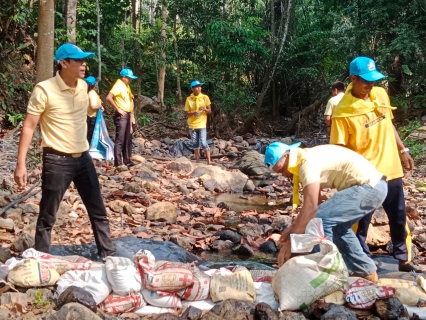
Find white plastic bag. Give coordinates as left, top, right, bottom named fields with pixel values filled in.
left=56, top=265, right=111, bottom=304
left=105, top=256, right=142, bottom=295
left=134, top=305, right=175, bottom=315
left=271, top=218, right=348, bottom=311
left=254, top=282, right=279, bottom=311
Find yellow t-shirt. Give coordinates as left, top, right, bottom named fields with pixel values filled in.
left=324, top=92, right=344, bottom=116
left=291, top=145, right=383, bottom=190
left=87, top=90, right=102, bottom=117
left=109, top=79, right=134, bottom=112
left=185, top=93, right=211, bottom=129
left=27, top=72, right=89, bottom=153
left=330, top=86, right=403, bottom=180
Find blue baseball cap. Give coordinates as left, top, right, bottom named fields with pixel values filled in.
left=264, top=142, right=301, bottom=167
left=190, top=80, right=203, bottom=88
left=349, top=57, right=385, bottom=82
left=55, top=43, right=95, bottom=61
left=120, top=68, right=138, bottom=79
left=85, top=76, right=97, bottom=86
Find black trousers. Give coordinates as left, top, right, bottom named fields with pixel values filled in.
left=36, top=150, right=116, bottom=259
left=113, top=111, right=133, bottom=166
left=87, top=115, right=96, bottom=144
left=356, top=178, right=409, bottom=261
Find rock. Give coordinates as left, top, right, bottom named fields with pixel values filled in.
left=179, top=184, right=191, bottom=195
left=233, top=244, right=254, bottom=256
left=137, top=169, right=159, bottom=181
left=11, top=233, right=35, bottom=252
left=217, top=140, right=228, bottom=150
left=203, top=178, right=217, bottom=192
left=243, top=180, right=256, bottom=192
left=0, top=218, right=14, bottom=231
left=254, top=302, right=278, bottom=320
left=187, top=181, right=200, bottom=189
left=202, top=299, right=255, bottom=320
left=0, top=247, right=12, bottom=263
left=278, top=311, right=306, bottom=320
left=320, top=304, right=357, bottom=320
left=122, top=203, right=135, bottom=216
left=372, top=207, right=388, bottom=225
left=367, top=224, right=390, bottom=246
left=4, top=208, right=22, bottom=222
left=239, top=225, right=272, bottom=237
left=241, top=215, right=258, bottom=224
left=271, top=216, right=293, bottom=232
left=46, top=302, right=102, bottom=320
left=155, top=314, right=181, bottom=320
left=212, top=240, right=234, bottom=251
left=57, top=286, right=97, bottom=313
left=232, top=151, right=270, bottom=179
left=408, top=126, right=426, bottom=141
left=107, top=200, right=128, bottom=213
left=0, top=196, right=10, bottom=207
left=232, top=136, right=244, bottom=143
left=259, top=241, right=278, bottom=253
left=151, top=139, right=162, bottom=148
left=375, top=297, right=407, bottom=320
left=122, top=182, right=143, bottom=193
left=0, top=292, right=30, bottom=306
left=170, top=235, right=196, bottom=250
left=213, top=230, right=242, bottom=245
left=247, top=137, right=257, bottom=145
left=131, top=154, right=146, bottom=163
left=166, top=157, right=193, bottom=172
left=181, top=306, right=203, bottom=320
left=191, top=164, right=249, bottom=193
left=145, top=202, right=178, bottom=223
left=17, top=203, right=39, bottom=214
left=26, top=288, right=54, bottom=300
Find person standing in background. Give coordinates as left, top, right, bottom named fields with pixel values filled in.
left=106, top=68, right=137, bottom=167
left=324, top=81, right=345, bottom=133
left=184, top=80, right=212, bottom=165
left=85, top=76, right=104, bottom=144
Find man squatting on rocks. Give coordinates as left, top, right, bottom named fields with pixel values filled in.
left=330, top=57, right=420, bottom=272
left=14, top=43, right=116, bottom=259
left=185, top=80, right=212, bottom=165
left=265, top=142, right=388, bottom=282
left=106, top=68, right=138, bottom=168
left=324, top=81, right=345, bottom=133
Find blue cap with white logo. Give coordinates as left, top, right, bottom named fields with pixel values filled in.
left=55, top=43, right=95, bottom=61
left=349, top=57, right=385, bottom=82
left=264, top=142, right=302, bottom=167
left=190, top=80, right=203, bottom=88
left=85, top=76, right=97, bottom=86
left=120, top=68, right=138, bottom=79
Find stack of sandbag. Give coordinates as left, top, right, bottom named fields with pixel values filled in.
left=272, top=218, right=349, bottom=311
left=133, top=250, right=213, bottom=315
left=345, top=278, right=396, bottom=308
left=100, top=257, right=144, bottom=313
left=7, top=258, right=60, bottom=287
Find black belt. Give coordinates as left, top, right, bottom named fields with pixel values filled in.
left=43, top=147, right=84, bottom=158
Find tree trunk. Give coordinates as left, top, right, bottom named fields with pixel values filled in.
left=36, top=0, right=55, bottom=84
left=157, top=3, right=167, bottom=111
left=173, top=15, right=183, bottom=106
left=96, top=0, right=101, bottom=82
left=66, top=0, right=77, bottom=44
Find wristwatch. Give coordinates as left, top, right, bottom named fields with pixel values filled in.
left=399, top=147, right=409, bottom=154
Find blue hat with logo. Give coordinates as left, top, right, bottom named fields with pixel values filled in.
left=190, top=80, right=203, bottom=88
left=85, top=76, right=97, bottom=86
left=349, top=57, right=385, bottom=82
left=55, top=43, right=95, bottom=61
left=120, top=68, right=138, bottom=79
left=264, top=142, right=301, bottom=167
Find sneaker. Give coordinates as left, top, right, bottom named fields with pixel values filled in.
left=399, top=261, right=426, bottom=273
left=351, top=271, right=378, bottom=283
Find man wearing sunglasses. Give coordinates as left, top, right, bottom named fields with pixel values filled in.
left=14, top=43, right=116, bottom=260
left=330, top=57, right=420, bottom=272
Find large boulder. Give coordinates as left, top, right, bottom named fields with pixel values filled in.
left=45, top=302, right=101, bottom=320
left=145, top=202, right=178, bottom=224
left=231, top=150, right=271, bottom=179
left=190, top=164, right=248, bottom=193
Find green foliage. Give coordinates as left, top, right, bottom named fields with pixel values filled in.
left=6, top=112, right=25, bottom=126
left=398, top=119, right=425, bottom=162
left=137, top=114, right=152, bottom=126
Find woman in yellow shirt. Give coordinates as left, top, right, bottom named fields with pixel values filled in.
left=85, top=76, right=104, bottom=143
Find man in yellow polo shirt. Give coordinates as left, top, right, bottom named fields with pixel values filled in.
left=265, top=142, right=387, bottom=282
left=106, top=68, right=137, bottom=167
left=330, top=56, right=421, bottom=272
left=14, top=43, right=116, bottom=260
